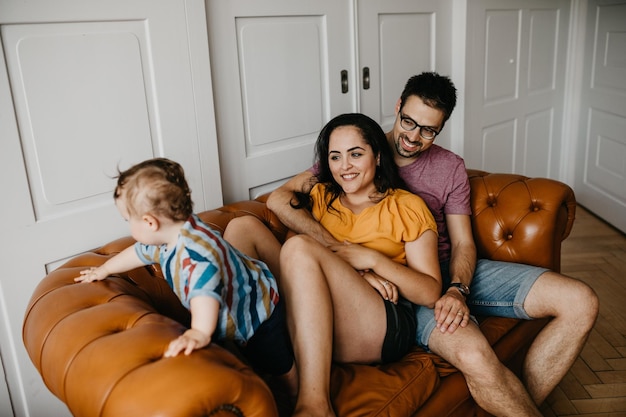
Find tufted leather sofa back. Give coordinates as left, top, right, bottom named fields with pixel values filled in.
left=467, top=169, right=575, bottom=272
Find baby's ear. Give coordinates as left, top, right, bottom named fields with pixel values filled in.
left=143, top=214, right=160, bottom=231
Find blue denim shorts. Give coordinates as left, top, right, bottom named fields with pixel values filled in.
left=415, top=259, right=548, bottom=349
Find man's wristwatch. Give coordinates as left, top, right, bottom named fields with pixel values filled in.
left=449, top=283, right=470, bottom=298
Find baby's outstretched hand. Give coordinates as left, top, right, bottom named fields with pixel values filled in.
left=75, top=267, right=108, bottom=283
left=164, top=329, right=211, bottom=358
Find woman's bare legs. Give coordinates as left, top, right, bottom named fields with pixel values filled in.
left=280, top=234, right=388, bottom=417
left=223, top=215, right=282, bottom=281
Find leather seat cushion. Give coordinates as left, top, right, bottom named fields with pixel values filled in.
left=330, top=348, right=439, bottom=416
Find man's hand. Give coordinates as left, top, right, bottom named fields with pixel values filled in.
left=164, top=328, right=212, bottom=357
left=434, top=288, right=470, bottom=333
left=75, top=266, right=109, bottom=283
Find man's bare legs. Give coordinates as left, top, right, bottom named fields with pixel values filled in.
left=280, top=234, right=388, bottom=417
left=428, top=271, right=598, bottom=416
left=429, top=323, right=543, bottom=417
left=522, top=272, right=598, bottom=404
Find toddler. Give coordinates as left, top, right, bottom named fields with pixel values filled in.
left=76, top=158, right=296, bottom=391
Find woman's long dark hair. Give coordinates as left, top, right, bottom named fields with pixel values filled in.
left=292, top=113, right=406, bottom=213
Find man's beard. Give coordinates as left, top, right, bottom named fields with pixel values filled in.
left=395, top=134, right=423, bottom=159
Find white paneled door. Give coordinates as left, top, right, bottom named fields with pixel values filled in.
left=207, top=0, right=453, bottom=203
left=206, top=0, right=356, bottom=203
left=464, top=0, right=570, bottom=178
left=356, top=0, right=452, bottom=134
left=575, top=0, right=626, bottom=233
left=0, top=1, right=221, bottom=416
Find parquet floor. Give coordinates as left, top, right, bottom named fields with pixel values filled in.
left=540, top=206, right=626, bottom=417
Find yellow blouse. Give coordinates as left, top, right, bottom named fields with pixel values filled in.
left=310, top=184, right=437, bottom=265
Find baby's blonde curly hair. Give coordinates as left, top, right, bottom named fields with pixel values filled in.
left=114, top=158, right=193, bottom=221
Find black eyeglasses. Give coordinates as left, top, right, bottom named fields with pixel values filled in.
left=398, top=113, right=440, bottom=140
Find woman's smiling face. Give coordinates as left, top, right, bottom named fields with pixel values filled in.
left=328, top=125, right=379, bottom=197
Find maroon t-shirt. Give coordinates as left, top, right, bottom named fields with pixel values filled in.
left=397, top=144, right=471, bottom=262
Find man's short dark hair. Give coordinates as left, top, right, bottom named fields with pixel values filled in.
left=400, top=72, right=457, bottom=123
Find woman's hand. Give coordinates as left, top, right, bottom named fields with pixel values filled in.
left=329, top=240, right=378, bottom=271
left=331, top=241, right=399, bottom=303
left=164, top=328, right=212, bottom=357
left=361, top=270, right=399, bottom=304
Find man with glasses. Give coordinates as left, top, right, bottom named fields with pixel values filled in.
left=267, top=72, right=598, bottom=416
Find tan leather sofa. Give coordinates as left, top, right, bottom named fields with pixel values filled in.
left=23, top=170, right=576, bottom=417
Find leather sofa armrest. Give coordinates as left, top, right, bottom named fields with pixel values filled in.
left=22, top=202, right=281, bottom=417
left=467, top=170, right=576, bottom=272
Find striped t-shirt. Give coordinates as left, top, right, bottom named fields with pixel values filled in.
left=135, top=214, right=279, bottom=345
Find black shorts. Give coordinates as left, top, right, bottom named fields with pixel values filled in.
left=381, top=298, right=417, bottom=363
left=239, top=299, right=294, bottom=376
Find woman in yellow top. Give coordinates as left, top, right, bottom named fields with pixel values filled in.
left=226, top=113, right=441, bottom=415
left=278, top=113, right=441, bottom=417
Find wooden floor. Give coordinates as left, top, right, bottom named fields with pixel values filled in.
left=540, top=206, right=626, bottom=417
